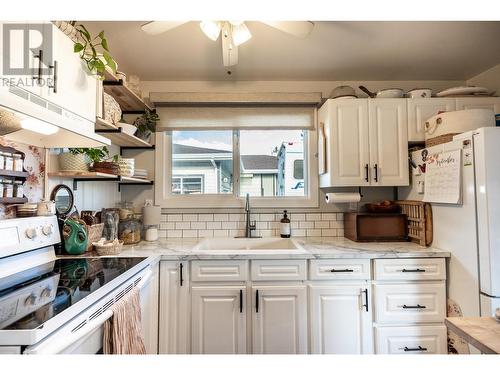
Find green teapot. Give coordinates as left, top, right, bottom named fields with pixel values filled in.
left=63, top=219, right=88, bottom=255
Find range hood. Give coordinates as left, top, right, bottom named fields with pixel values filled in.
left=0, top=86, right=110, bottom=148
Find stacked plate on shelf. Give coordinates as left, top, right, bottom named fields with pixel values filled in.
left=118, top=158, right=135, bottom=177
left=132, top=168, right=148, bottom=180
left=16, top=203, right=37, bottom=217
left=436, top=86, right=493, bottom=97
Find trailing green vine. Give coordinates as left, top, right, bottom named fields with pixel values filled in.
left=71, top=23, right=117, bottom=79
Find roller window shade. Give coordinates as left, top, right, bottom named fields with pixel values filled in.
left=155, top=105, right=317, bottom=131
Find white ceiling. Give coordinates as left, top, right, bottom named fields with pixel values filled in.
left=84, top=21, right=500, bottom=81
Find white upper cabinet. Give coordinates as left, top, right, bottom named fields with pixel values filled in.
left=455, top=97, right=500, bottom=114
left=368, top=99, right=409, bottom=186
left=407, top=98, right=456, bottom=142
left=310, top=284, right=373, bottom=354
left=319, top=99, right=370, bottom=187
left=40, top=24, right=97, bottom=122
left=191, top=286, right=247, bottom=354
left=252, top=285, right=308, bottom=354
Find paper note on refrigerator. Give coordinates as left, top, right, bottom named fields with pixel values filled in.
left=423, top=149, right=462, bottom=204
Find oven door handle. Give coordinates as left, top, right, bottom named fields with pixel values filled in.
left=27, top=268, right=153, bottom=354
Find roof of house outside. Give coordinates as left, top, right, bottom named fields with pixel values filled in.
left=173, top=143, right=230, bottom=154
left=241, top=155, right=278, bottom=172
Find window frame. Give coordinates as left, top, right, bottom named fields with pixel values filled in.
left=155, top=128, right=319, bottom=208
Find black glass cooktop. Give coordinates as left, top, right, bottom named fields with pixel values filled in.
left=0, top=257, right=146, bottom=330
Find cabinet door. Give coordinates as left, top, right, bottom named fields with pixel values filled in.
left=252, top=285, right=307, bottom=354
left=319, top=99, right=370, bottom=187
left=159, top=261, right=190, bottom=354
left=407, top=98, right=456, bottom=142
left=140, top=263, right=159, bottom=354
left=455, top=97, right=500, bottom=114
left=310, top=284, right=373, bottom=354
left=41, top=24, right=97, bottom=122
left=191, top=286, right=247, bottom=354
left=368, top=99, right=409, bottom=186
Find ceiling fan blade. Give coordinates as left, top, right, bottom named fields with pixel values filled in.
left=141, top=21, right=187, bottom=35
left=260, top=21, right=314, bottom=38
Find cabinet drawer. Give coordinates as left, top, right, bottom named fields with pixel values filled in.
left=191, top=260, right=248, bottom=282
left=309, top=259, right=371, bottom=280
left=374, top=282, right=446, bottom=324
left=251, top=260, right=307, bottom=281
left=375, top=325, right=447, bottom=354
left=374, top=258, right=446, bottom=281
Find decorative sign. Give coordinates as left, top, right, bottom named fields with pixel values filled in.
left=423, top=149, right=462, bottom=204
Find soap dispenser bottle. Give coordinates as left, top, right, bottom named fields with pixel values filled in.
left=280, top=210, right=291, bottom=238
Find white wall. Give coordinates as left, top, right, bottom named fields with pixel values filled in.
left=467, top=63, right=500, bottom=94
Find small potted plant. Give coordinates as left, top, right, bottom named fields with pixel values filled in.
left=133, top=110, right=159, bottom=143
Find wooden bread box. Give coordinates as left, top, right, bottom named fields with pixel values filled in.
left=344, top=212, right=408, bottom=242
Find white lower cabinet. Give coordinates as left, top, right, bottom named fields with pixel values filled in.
left=191, top=285, right=247, bottom=354
left=310, top=284, right=373, bottom=354
left=252, top=285, right=308, bottom=354
left=375, top=325, right=447, bottom=354
left=140, top=263, right=159, bottom=354
left=159, top=261, right=189, bottom=354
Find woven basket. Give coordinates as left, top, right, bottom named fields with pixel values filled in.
left=86, top=223, right=104, bottom=252
left=58, top=152, right=89, bottom=172
left=94, top=240, right=123, bottom=256
left=425, top=133, right=459, bottom=148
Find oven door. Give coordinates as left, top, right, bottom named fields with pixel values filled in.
left=23, top=267, right=154, bottom=354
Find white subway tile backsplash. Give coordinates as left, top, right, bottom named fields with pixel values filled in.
left=307, top=229, right=322, bottom=237
left=191, top=221, right=206, bottom=230
left=213, top=229, right=229, bottom=237
left=175, top=222, right=190, bottom=230
left=314, top=221, right=330, bottom=229
left=198, top=230, right=214, bottom=238
left=182, top=230, right=198, bottom=238
left=183, top=214, right=198, bottom=222
left=206, top=221, right=222, bottom=230
left=306, top=213, right=322, bottom=221
left=167, top=214, right=183, bottom=222
left=213, top=213, right=229, bottom=221
left=159, top=212, right=343, bottom=238
left=299, top=221, right=314, bottom=229
left=198, top=214, right=214, bottom=221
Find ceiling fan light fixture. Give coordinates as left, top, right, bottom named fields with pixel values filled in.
left=200, top=21, right=221, bottom=41
left=231, top=23, right=252, bottom=46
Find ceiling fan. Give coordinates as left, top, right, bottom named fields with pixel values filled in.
left=141, top=21, right=314, bottom=70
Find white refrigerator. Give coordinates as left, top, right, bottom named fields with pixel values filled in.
left=401, top=127, right=500, bottom=320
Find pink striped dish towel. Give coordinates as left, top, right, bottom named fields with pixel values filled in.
left=103, top=287, right=146, bottom=354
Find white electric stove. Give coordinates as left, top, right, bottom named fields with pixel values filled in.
left=0, top=216, right=156, bottom=354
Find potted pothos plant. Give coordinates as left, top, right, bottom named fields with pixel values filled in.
left=69, top=23, right=117, bottom=79
left=133, top=110, right=160, bottom=143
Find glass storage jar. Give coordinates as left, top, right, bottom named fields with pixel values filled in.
left=3, top=153, right=13, bottom=171
left=13, top=181, right=24, bottom=198
left=3, top=179, right=13, bottom=198
left=118, top=201, right=134, bottom=220
left=118, top=217, right=141, bottom=244
left=102, top=208, right=120, bottom=241
left=13, top=154, right=23, bottom=172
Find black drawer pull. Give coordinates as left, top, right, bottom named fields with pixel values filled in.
left=32, top=49, right=43, bottom=84
left=402, top=304, right=426, bottom=309
left=179, top=263, right=184, bottom=286
left=239, top=289, right=243, bottom=313
left=402, top=268, right=425, bottom=273
left=362, top=288, right=369, bottom=312
left=403, top=346, right=427, bottom=352
left=373, top=164, right=378, bottom=182
left=330, top=268, right=354, bottom=273
left=364, top=164, right=369, bottom=182
left=255, top=289, right=259, bottom=313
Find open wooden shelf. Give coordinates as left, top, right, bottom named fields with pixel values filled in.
left=95, top=117, right=119, bottom=131
left=0, top=169, right=29, bottom=179
left=0, top=197, right=28, bottom=204
left=103, top=69, right=153, bottom=114
left=95, top=127, right=153, bottom=148
left=48, top=171, right=153, bottom=191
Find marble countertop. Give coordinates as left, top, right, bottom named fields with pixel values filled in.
left=115, top=237, right=450, bottom=260
left=445, top=317, right=500, bottom=354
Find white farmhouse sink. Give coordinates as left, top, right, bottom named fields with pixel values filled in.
left=193, top=237, right=306, bottom=253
